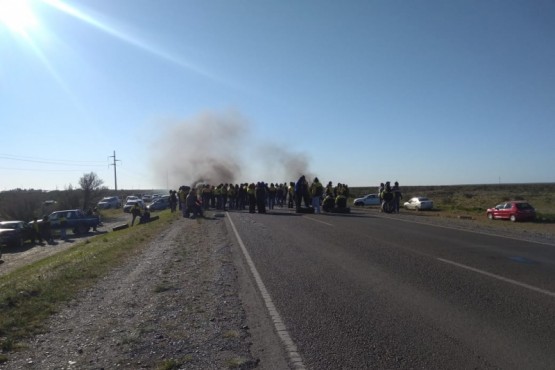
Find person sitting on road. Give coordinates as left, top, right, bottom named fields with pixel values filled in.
left=186, top=188, right=203, bottom=219
left=139, top=208, right=151, bottom=224
left=131, top=203, right=142, bottom=226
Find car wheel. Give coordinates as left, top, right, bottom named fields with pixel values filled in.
left=510, top=215, right=517, bottom=222
left=354, top=202, right=362, bottom=207
left=416, top=206, right=420, bottom=211
left=487, top=213, right=494, bottom=220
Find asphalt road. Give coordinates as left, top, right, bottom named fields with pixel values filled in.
left=227, top=208, right=555, bottom=370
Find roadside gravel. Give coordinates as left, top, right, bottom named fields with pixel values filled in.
left=0, top=214, right=266, bottom=370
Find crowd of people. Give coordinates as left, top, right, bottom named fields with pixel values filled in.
left=378, top=181, right=403, bottom=213
left=171, top=176, right=353, bottom=217
left=163, top=177, right=405, bottom=218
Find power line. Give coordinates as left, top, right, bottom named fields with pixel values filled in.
left=0, top=153, right=106, bottom=167
left=0, top=166, right=87, bottom=172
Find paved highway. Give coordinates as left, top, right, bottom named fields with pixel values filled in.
left=227, top=208, right=555, bottom=369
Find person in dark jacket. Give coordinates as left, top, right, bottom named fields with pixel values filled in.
left=131, top=203, right=142, bottom=226
left=295, top=175, right=310, bottom=210
left=31, top=217, right=42, bottom=244
left=186, top=188, right=203, bottom=219
left=393, top=181, right=403, bottom=213
left=256, top=182, right=267, bottom=214
left=42, top=215, right=53, bottom=244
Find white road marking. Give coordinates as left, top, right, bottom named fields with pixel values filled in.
left=227, top=213, right=306, bottom=369
left=437, top=257, right=555, bottom=298
left=304, top=216, right=334, bottom=226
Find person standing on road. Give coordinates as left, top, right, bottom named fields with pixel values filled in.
left=310, top=177, right=324, bottom=214
left=42, top=215, right=53, bottom=244
left=31, top=217, right=42, bottom=244
left=59, top=214, right=67, bottom=241
left=169, top=190, right=178, bottom=213
left=255, top=182, right=267, bottom=214
left=295, top=175, right=310, bottom=210
left=393, top=181, right=403, bottom=213
left=378, top=182, right=385, bottom=212
left=248, top=183, right=256, bottom=213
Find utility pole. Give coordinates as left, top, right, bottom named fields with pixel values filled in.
left=109, top=150, right=121, bottom=191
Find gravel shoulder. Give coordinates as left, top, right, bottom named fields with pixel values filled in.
left=0, top=214, right=287, bottom=369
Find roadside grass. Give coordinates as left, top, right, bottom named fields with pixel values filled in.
left=0, top=209, right=179, bottom=359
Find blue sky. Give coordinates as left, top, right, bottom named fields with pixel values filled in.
left=1, top=0, right=554, bottom=191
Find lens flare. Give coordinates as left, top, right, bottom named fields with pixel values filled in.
left=0, top=0, right=39, bottom=35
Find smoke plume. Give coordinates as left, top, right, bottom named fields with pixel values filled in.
left=149, top=110, right=312, bottom=188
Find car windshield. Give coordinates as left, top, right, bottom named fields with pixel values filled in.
left=418, top=198, right=429, bottom=201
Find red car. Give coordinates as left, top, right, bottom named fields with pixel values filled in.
left=486, top=201, right=536, bottom=222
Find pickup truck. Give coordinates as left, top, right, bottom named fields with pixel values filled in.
left=40, top=209, right=100, bottom=234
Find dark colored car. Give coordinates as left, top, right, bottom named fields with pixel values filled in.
left=147, top=196, right=170, bottom=211
left=486, top=201, right=536, bottom=222
left=0, top=221, right=34, bottom=247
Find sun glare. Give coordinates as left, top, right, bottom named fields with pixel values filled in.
left=0, top=0, right=39, bottom=35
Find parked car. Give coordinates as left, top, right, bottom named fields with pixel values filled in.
left=353, top=193, right=381, bottom=206
left=123, top=199, right=145, bottom=213
left=147, top=196, right=170, bottom=211
left=404, top=197, right=434, bottom=211
left=97, top=196, right=121, bottom=209
left=0, top=221, right=34, bottom=248
left=125, top=195, right=140, bottom=203
left=34, top=209, right=101, bottom=234
left=142, top=194, right=152, bottom=203
left=486, top=201, right=536, bottom=222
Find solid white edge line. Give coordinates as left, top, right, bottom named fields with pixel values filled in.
left=227, top=212, right=306, bottom=369
left=437, top=257, right=555, bottom=298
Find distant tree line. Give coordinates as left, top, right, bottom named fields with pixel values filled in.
left=0, top=172, right=107, bottom=221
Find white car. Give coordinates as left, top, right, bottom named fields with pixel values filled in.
left=123, top=199, right=145, bottom=213
left=97, top=196, right=121, bottom=209
left=404, top=197, right=433, bottom=211
left=125, top=195, right=140, bottom=203
left=353, top=193, right=381, bottom=206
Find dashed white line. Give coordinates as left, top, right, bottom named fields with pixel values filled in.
left=304, top=216, right=334, bottom=226
left=437, top=257, right=555, bottom=298
left=227, top=213, right=306, bottom=369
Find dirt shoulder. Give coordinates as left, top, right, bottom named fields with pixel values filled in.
left=0, top=214, right=283, bottom=369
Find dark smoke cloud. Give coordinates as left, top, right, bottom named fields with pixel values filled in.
left=149, top=110, right=247, bottom=188
left=149, top=110, right=312, bottom=188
